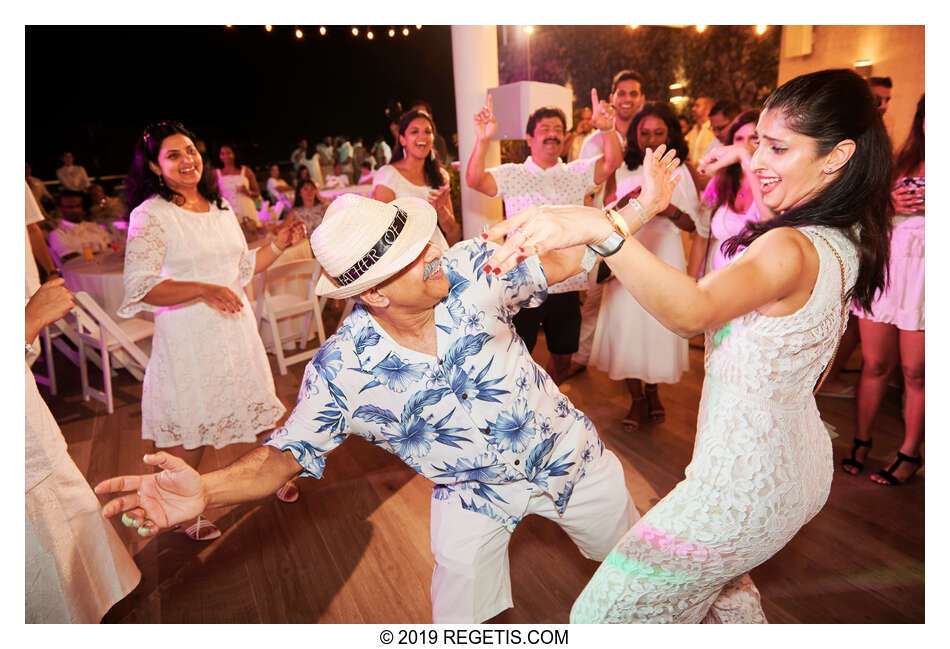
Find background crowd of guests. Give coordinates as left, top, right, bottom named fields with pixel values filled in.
left=25, top=68, right=923, bottom=623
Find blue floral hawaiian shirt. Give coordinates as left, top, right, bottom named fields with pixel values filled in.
left=265, top=239, right=606, bottom=531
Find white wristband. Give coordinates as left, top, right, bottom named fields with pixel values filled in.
left=270, top=240, right=284, bottom=255
left=629, top=198, right=649, bottom=225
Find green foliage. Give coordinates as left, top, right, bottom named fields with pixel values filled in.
left=497, top=25, right=780, bottom=111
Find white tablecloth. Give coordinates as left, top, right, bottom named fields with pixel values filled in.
left=61, top=251, right=127, bottom=319
left=318, top=183, right=373, bottom=201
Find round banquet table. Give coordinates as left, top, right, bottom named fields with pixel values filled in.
left=318, top=182, right=373, bottom=202
left=61, top=251, right=127, bottom=319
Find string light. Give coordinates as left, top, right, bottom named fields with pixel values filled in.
left=524, top=25, right=534, bottom=34
left=319, top=26, right=326, bottom=35
left=696, top=25, right=707, bottom=33
left=389, top=28, right=395, bottom=37
left=416, top=25, right=422, bottom=29
left=352, top=27, right=359, bottom=36
left=367, top=30, right=374, bottom=40
left=295, top=28, right=303, bottom=39
left=402, top=27, right=409, bottom=36
left=629, top=25, right=639, bottom=29
left=265, top=25, right=272, bottom=32
left=224, top=25, right=232, bottom=28
left=755, top=25, right=768, bottom=35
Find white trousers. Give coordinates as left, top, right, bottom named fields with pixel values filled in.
left=429, top=449, right=637, bottom=623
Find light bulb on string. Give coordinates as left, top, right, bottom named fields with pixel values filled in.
left=416, top=25, right=422, bottom=30
left=524, top=25, right=534, bottom=34
left=696, top=25, right=707, bottom=33
left=402, top=27, right=409, bottom=36
left=265, top=25, right=272, bottom=32
left=367, top=30, right=374, bottom=40
left=755, top=25, right=768, bottom=35
left=389, top=28, right=395, bottom=37
left=352, top=27, right=359, bottom=36
left=319, top=26, right=326, bottom=35
left=295, top=28, right=303, bottom=39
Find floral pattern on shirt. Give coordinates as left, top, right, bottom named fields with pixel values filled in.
left=265, top=239, right=606, bottom=530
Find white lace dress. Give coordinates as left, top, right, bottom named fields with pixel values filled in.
left=119, top=196, right=285, bottom=449
left=571, top=226, right=857, bottom=623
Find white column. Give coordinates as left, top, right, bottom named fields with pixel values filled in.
left=451, top=26, right=503, bottom=239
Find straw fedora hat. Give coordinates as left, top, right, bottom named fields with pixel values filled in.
left=312, top=194, right=438, bottom=299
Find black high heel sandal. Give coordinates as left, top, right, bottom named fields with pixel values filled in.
left=871, top=452, right=922, bottom=486
left=840, top=437, right=872, bottom=475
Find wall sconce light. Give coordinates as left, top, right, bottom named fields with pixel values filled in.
left=853, top=60, right=873, bottom=78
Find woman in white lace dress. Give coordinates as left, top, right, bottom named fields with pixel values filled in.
left=482, top=69, right=893, bottom=623
left=120, top=122, right=307, bottom=540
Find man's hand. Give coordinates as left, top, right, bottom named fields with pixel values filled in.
left=590, top=88, right=616, bottom=132
left=25, top=277, right=74, bottom=343
left=473, top=93, right=498, bottom=141
left=95, top=452, right=208, bottom=537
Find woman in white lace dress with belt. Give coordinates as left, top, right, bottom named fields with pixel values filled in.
left=120, top=122, right=307, bottom=540
left=482, top=69, right=893, bottom=623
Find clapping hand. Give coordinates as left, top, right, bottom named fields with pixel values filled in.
left=474, top=93, right=498, bottom=141
left=892, top=181, right=924, bottom=214
left=26, top=278, right=74, bottom=333
left=275, top=218, right=307, bottom=249
left=95, top=452, right=207, bottom=537
left=590, top=88, right=616, bottom=131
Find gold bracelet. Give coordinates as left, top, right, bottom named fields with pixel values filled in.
left=603, top=208, right=631, bottom=238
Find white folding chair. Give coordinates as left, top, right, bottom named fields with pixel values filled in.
left=255, top=259, right=327, bottom=375
left=30, top=326, right=58, bottom=395
left=73, top=291, right=154, bottom=414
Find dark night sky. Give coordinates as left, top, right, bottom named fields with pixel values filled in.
left=25, top=25, right=458, bottom=180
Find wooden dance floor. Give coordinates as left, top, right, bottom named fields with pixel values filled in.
left=41, top=312, right=924, bottom=624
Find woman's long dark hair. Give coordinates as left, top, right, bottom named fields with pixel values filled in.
left=723, top=69, right=893, bottom=312
left=893, top=94, right=924, bottom=179
left=622, top=102, right=689, bottom=170
left=293, top=178, right=320, bottom=208
left=125, top=121, right=224, bottom=211
left=711, top=110, right=760, bottom=212
left=392, top=110, right=444, bottom=189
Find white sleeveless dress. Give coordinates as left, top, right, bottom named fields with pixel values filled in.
left=571, top=226, right=858, bottom=623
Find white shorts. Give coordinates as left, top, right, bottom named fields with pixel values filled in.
left=429, top=449, right=637, bottom=623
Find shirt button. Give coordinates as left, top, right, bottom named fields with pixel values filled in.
left=438, top=359, right=443, bottom=365
left=484, top=427, right=490, bottom=434
left=461, top=393, right=468, bottom=400
left=514, top=459, right=520, bottom=466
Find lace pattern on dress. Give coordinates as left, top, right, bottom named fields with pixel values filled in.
left=118, top=203, right=169, bottom=318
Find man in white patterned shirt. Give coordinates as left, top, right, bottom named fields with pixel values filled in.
left=466, top=90, right=622, bottom=383
left=94, top=193, right=663, bottom=623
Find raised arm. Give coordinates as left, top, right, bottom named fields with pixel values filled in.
left=484, top=146, right=818, bottom=338
left=465, top=93, right=499, bottom=196
left=590, top=88, right=623, bottom=185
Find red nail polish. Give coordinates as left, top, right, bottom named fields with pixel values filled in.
left=519, top=247, right=525, bottom=253
left=481, top=232, right=488, bottom=239
left=482, top=264, right=490, bottom=273
left=493, top=267, right=501, bottom=275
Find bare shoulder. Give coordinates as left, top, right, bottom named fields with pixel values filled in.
left=744, top=227, right=820, bottom=290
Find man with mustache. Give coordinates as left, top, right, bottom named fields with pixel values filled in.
left=94, top=183, right=689, bottom=621
left=466, top=90, right=622, bottom=384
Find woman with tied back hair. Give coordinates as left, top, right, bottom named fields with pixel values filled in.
left=701, top=109, right=772, bottom=273
left=120, top=122, right=307, bottom=541
left=481, top=68, right=892, bottom=622
left=372, top=109, right=460, bottom=248
left=590, top=101, right=708, bottom=430
left=844, top=94, right=925, bottom=486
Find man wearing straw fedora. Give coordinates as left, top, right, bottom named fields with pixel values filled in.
left=94, top=163, right=676, bottom=621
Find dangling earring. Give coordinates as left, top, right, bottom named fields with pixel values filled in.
left=430, top=149, right=436, bottom=161
left=158, top=175, right=165, bottom=187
